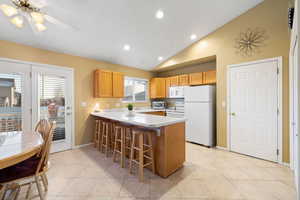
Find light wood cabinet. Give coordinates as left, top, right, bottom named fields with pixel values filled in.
left=165, top=77, right=171, bottom=97
left=112, top=72, right=124, bottom=98
left=179, top=74, right=189, bottom=86
left=189, top=72, right=203, bottom=85
left=170, top=76, right=179, bottom=86
left=203, top=70, right=216, bottom=84
left=150, top=78, right=166, bottom=99
left=142, top=111, right=166, bottom=116
left=94, top=70, right=124, bottom=98
left=94, top=70, right=113, bottom=98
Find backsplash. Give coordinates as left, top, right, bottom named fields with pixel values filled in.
left=88, top=98, right=151, bottom=111
left=151, top=98, right=184, bottom=109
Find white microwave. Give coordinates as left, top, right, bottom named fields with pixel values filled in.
left=169, top=86, right=185, bottom=98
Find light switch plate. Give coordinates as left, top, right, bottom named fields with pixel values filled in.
left=81, top=102, right=87, bottom=107
left=222, top=101, right=226, bottom=108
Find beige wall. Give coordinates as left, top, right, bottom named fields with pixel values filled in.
left=0, top=40, right=154, bottom=146
left=155, top=0, right=291, bottom=162
left=156, top=61, right=216, bottom=77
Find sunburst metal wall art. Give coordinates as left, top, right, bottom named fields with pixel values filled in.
left=234, top=28, right=268, bottom=57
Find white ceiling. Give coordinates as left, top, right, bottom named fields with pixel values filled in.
left=0, top=0, right=263, bottom=70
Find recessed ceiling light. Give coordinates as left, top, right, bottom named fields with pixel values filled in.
left=190, top=34, right=197, bottom=40
left=156, top=10, right=164, bottom=19
left=158, top=56, right=163, bottom=61
left=123, top=44, right=131, bottom=51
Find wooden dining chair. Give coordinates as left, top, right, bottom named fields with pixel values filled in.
left=0, top=121, right=56, bottom=200
left=35, top=119, right=51, bottom=140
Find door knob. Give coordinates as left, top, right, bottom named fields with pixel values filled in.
left=231, top=112, right=236, bottom=116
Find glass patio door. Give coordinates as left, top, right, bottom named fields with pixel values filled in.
left=32, top=66, right=73, bottom=153
left=0, top=61, right=31, bottom=133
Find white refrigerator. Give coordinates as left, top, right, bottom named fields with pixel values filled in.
left=184, top=85, right=216, bottom=147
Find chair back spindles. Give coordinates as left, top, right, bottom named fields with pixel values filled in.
left=35, top=119, right=51, bottom=140
left=36, top=121, right=56, bottom=175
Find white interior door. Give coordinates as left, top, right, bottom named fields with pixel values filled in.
left=292, top=37, right=299, bottom=192
left=229, top=59, right=279, bottom=162
left=0, top=61, right=31, bottom=133
left=32, top=65, right=74, bottom=153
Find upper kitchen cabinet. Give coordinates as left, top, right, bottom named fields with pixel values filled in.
left=94, top=70, right=113, bottom=98
left=203, top=70, right=216, bottom=84
left=179, top=74, right=189, bottom=86
left=189, top=72, right=203, bottom=85
left=112, top=72, right=124, bottom=98
left=170, top=76, right=179, bottom=86
left=94, top=70, right=124, bottom=98
left=150, top=78, right=166, bottom=99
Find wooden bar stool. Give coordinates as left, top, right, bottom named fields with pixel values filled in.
left=124, top=126, right=133, bottom=158
left=129, top=129, right=155, bottom=182
left=100, top=121, right=112, bottom=157
left=94, top=119, right=102, bottom=149
left=112, top=125, right=126, bottom=168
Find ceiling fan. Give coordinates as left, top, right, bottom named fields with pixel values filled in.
left=0, top=0, right=71, bottom=32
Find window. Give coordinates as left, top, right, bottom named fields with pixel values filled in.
left=123, top=77, right=148, bottom=102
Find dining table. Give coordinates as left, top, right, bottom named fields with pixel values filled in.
left=0, top=131, right=43, bottom=170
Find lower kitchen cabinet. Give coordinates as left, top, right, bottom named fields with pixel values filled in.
left=142, top=111, right=166, bottom=116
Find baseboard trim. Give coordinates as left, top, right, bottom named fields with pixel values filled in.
left=216, top=146, right=229, bottom=151
left=282, top=162, right=291, bottom=168
left=73, top=143, right=93, bottom=149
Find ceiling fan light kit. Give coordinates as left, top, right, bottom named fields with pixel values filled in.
left=10, top=15, right=23, bottom=28
left=0, top=0, right=69, bottom=33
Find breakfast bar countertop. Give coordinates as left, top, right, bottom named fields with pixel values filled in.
left=91, top=111, right=186, bottom=128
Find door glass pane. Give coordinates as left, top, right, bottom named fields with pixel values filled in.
left=39, top=75, right=66, bottom=141
left=0, top=73, right=22, bottom=132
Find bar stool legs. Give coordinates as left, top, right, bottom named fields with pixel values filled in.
left=138, top=133, right=144, bottom=181
left=94, top=120, right=100, bottom=148
left=112, top=126, right=125, bottom=168
left=100, top=121, right=111, bottom=157
left=129, top=130, right=155, bottom=182
left=124, top=127, right=133, bottom=158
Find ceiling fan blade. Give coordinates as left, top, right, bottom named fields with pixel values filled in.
left=28, top=0, right=48, bottom=8
left=21, top=12, right=40, bottom=34
left=44, top=14, right=77, bottom=30
left=0, top=4, right=18, bottom=17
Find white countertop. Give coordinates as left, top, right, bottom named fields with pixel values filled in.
left=91, top=111, right=186, bottom=128
left=134, top=108, right=166, bottom=113
left=101, top=108, right=165, bottom=113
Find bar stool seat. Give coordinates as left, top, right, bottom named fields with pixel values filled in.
left=129, top=128, right=155, bottom=182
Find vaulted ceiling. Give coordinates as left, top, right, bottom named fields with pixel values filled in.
left=0, top=0, right=263, bottom=70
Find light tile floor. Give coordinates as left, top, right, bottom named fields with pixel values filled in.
left=17, top=143, right=296, bottom=200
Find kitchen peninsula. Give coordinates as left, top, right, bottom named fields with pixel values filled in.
left=91, top=111, right=186, bottom=178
